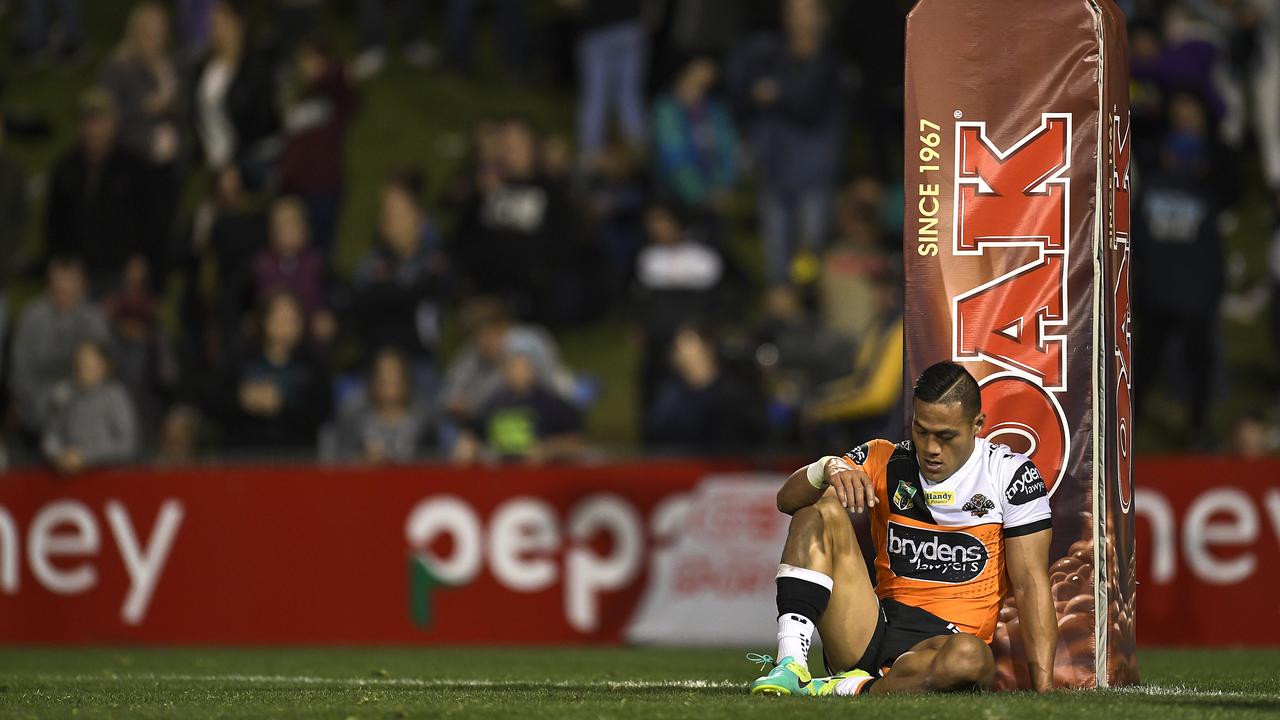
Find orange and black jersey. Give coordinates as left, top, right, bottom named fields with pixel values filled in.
left=844, top=438, right=1052, bottom=642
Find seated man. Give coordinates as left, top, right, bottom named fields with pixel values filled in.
left=751, top=361, right=1055, bottom=696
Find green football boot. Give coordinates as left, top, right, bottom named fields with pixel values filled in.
left=748, top=654, right=813, bottom=696
left=806, top=668, right=873, bottom=697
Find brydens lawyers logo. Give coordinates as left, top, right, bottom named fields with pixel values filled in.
left=887, top=522, right=988, bottom=583
left=1006, top=461, right=1047, bottom=506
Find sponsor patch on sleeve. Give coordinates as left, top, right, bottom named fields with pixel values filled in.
left=846, top=443, right=870, bottom=466
left=1005, top=461, right=1048, bottom=505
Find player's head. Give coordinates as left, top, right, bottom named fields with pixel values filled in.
left=911, top=362, right=984, bottom=482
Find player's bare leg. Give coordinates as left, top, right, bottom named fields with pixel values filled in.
left=867, top=633, right=995, bottom=694
left=751, top=494, right=883, bottom=696
left=779, top=494, right=881, bottom=671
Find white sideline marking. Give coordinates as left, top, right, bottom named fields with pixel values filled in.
left=1111, top=684, right=1251, bottom=698
left=22, top=674, right=747, bottom=690
left=15, top=676, right=1265, bottom=698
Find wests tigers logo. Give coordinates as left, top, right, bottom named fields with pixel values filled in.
left=962, top=494, right=996, bottom=518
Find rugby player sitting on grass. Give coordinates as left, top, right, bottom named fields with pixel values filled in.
left=750, top=361, right=1056, bottom=696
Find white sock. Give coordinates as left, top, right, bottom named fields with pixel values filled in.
left=776, top=613, right=817, bottom=666
left=773, top=564, right=833, bottom=666
left=834, top=674, right=875, bottom=696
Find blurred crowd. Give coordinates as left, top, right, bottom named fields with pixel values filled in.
left=0, top=0, right=1277, bottom=472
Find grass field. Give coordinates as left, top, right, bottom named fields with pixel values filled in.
left=0, top=647, right=1277, bottom=719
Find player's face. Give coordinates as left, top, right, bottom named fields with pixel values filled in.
left=911, top=399, right=984, bottom=482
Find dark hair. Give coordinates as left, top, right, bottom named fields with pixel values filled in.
left=255, top=287, right=304, bottom=342
left=47, top=253, right=85, bottom=273
left=215, top=0, right=246, bottom=19
left=75, top=338, right=116, bottom=379
left=459, top=296, right=512, bottom=334
left=384, top=168, right=427, bottom=206
left=646, top=197, right=689, bottom=227
left=913, top=361, right=981, bottom=419
left=369, top=346, right=410, bottom=381
left=670, top=49, right=718, bottom=85
left=295, top=33, right=334, bottom=60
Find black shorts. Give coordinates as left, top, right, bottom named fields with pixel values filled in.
left=830, top=598, right=962, bottom=677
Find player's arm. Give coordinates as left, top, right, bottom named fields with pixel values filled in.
left=776, top=456, right=876, bottom=515
left=1005, top=528, right=1057, bottom=693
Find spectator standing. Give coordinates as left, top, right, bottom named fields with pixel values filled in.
left=0, top=111, right=26, bottom=380
left=650, top=54, right=739, bottom=215
left=1271, top=218, right=1280, bottom=369
left=45, top=88, right=153, bottom=294
left=351, top=171, right=448, bottom=397
left=175, top=0, right=214, bottom=59
left=1243, top=0, right=1280, bottom=201
left=351, top=0, right=435, bottom=80
left=730, top=0, right=845, bottom=286
left=566, top=0, right=647, bottom=162
left=0, top=110, right=24, bottom=254
left=41, top=340, right=138, bottom=474
left=335, top=348, right=431, bottom=463
left=215, top=290, right=330, bottom=452
left=102, top=1, right=182, bottom=167
left=444, top=0, right=525, bottom=81
left=190, top=0, right=279, bottom=187
left=454, top=118, right=576, bottom=325
left=630, top=202, right=738, bottom=415
left=631, top=202, right=755, bottom=426
left=252, top=196, right=335, bottom=345
left=8, top=257, right=111, bottom=435
left=101, top=0, right=184, bottom=282
left=819, top=180, right=893, bottom=342
left=646, top=324, right=763, bottom=451
left=280, top=36, right=358, bottom=256
left=661, top=0, right=748, bottom=63
left=155, top=404, right=204, bottom=465
left=179, top=166, right=268, bottom=371
left=804, top=276, right=903, bottom=453
left=752, top=285, right=852, bottom=447
left=584, top=139, right=649, bottom=296
left=269, top=0, right=323, bottom=62
left=14, top=0, right=84, bottom=61
left=1130, top=6, right=1237, bottom=145
left=101, top=255, right=178, bottom=447
left=1133, top=91, right=1235, bottom=446
left=834, top=0, right=907, bottom=180
left=440, top=117, right=505, bottom=215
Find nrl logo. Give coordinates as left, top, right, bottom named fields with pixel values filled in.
left=962, top=494, right=996, bottom=518
left=893, top=481, right=919, bottom=511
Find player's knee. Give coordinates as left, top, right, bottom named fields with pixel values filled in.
left=932, top=634, right=994, bottom=691
left=789, top=503, right=827, bottom=543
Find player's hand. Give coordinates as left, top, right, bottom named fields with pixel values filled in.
left=825, top=458, right=876, bottom=513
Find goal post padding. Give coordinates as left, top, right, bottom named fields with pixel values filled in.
left=902, top=0, right=1136, bottom=689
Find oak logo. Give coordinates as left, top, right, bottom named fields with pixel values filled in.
left=952, top=113, right=1075, bottom=497
left=887, top=522, right=988, bottom=583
